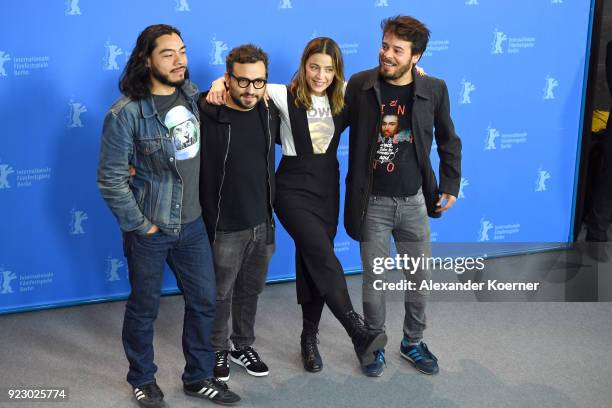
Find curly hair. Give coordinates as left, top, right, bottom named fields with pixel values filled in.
left=225, top=44, right=269, bottom=77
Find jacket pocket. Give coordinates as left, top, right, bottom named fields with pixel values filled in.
left=135, top=138, right=166, bottom=173
left=135, top=138, right=162, bottom=155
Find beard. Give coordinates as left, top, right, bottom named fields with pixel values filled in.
left=150, top=65, right=189, bottom=88
left=229, top=88, right=261, bottom=110
left=378, top=56, right=412, bottom=81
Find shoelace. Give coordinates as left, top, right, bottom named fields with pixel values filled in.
left=138, top=383, right=163, bottom=399
left=303, top=336, right=320, bottom=357
left=406, top=342, right=437, bottom=363
left=241, top=347, right=261, bottom=363
left=210, top=378, right=229, bottom=391
left=348, top=311, right=366, bottom=329
left=420, top=343, right=438, bottom=362
left=215, top=351, right=228, bottom=366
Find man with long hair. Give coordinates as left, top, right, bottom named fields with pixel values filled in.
left=97, top=24, right=240, bottom=407
left=344, top=16, right=462, bottom=377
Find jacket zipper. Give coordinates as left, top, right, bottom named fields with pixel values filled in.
left=213, top=123, right=231, bottom=243
left=265, top=109, right=275, bottom=229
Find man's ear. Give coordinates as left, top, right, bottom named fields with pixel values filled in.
left=223, top=72, right=230, bottom=87
left=412, top=53, right=422, bottom=65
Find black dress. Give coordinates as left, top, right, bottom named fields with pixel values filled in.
left=274, top=89, right=349, bottom=304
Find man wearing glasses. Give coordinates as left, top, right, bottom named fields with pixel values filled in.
left=198, top=44, right=280, bottom=382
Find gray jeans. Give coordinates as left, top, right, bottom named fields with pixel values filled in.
left=360, top=191, right=432, bottom=343
left=211, top=222, right=274, bottom=351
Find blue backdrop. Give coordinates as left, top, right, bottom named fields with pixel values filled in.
left=0, top=0, right=594, bottom=313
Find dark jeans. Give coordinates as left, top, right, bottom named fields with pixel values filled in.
left=122, top=217, right=216, bottom=387
left=211, top=222, right=274, bottom=351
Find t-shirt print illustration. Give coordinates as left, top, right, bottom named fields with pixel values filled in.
left=374, top=112, right=414, bottom=173
left=164, top=105, right=199, bottom=161
left=374, top=100, right=414, bottom=173
left=371, top=81, right=421, bottom=197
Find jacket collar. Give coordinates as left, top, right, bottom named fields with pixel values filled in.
left=361, top=66, right=430, bottom=100
left=140, top=79, right=199, bottom=118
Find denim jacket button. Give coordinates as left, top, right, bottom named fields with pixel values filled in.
left=169, top=157, right=174, bottom=162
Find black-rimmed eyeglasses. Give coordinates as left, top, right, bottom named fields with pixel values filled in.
left=229, top=73, right=267, bottom=89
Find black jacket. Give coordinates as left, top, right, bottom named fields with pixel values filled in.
left=198, top=94, right=280, bottom=243
left=343, top=67, right=462, bottom=241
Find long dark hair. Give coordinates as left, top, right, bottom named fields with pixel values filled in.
left=119, top=24, right=186, bottom=100
left=290, top=37, right=345, bottom=116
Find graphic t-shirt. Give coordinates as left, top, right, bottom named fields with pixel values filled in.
left=307, top=94, right=335, bottom=154
left=153, top=89, right=201, bottom=224
left=371, top=80, right=422, bottom=197
left=217, top=106, right=268, bottom=231
left=266, top=84, right=336, bottom=156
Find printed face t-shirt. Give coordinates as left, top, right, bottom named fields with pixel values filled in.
left=371, top=80, right=422, bottom=197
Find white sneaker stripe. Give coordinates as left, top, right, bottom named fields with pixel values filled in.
left=205, top=389, right=214, bottom=396
left=209, top=390, right=219, bottom=399
left=197, top=387, right=208, bottom=394
left=136, top=394, right=145, bottom=400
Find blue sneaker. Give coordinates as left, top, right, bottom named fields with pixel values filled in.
left=362, top=350, right=386, bottom=377
left=400, top=341, right=439, bottom=375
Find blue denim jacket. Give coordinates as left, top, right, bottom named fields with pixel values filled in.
left=97, top=80, right=200, bottom=236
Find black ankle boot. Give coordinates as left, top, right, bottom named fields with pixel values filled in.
left=301, top=320, right=323, bottom=372
left=345, top=310, right=388, bottom=366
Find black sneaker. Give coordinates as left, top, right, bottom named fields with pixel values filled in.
left=184, top=377, right=241, bottom=405
left=133, top=381, right=164, bottom=408
left=214, top=350, right=230, bottom=381
left=400, top=340, right=439, bottom=375
left=230, top=346, right=269, bottom=377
